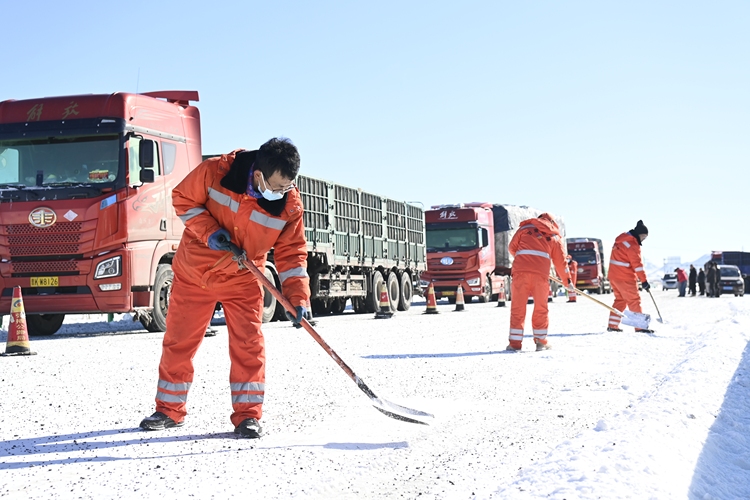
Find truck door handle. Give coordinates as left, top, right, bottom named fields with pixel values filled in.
left=160, top=218, right=167, bottom=231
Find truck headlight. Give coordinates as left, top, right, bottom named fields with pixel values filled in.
left=467, top=277, right=481, bottom=286
left=95, top=256, right=122, bottom=279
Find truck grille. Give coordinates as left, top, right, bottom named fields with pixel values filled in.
left=6, top=223, right=83, bottom=256
left=12, top=261, right=79, bottom=274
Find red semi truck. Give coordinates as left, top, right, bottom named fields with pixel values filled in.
left=0, top=90, right=202, bottom=335
left=0, top=90, right=427, bottom=335
left=566, top=238, right=611, bottom=294
left=420, top=203, right=564, bottom=303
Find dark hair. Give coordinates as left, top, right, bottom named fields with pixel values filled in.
left=255, top=137, right=300, bottom=180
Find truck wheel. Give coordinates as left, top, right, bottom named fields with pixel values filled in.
left=366, top=271, right=384, bottom=313
left=386, top=273, right=399, bottom=312
left=311, top=298, right=332, bottom=316
left=398, top=273, right=413, bottom=311
left=331, top=298, right=347, bottom=314
left=352, top=297, right=367, bottom=314
left=140, top=264, right=172, bottom=332
left=261, top=266, right=280, bottom=323
left=477, top=281, right=492, bottom=303
left=27, top=313, right=65, bottom=336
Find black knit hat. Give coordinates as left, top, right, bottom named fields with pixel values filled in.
left=631, top=220, right=648, bottom=236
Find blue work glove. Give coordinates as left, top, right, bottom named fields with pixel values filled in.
left=641, top=281, right=650, bottom=291
left=285, top=305, right=312, bottom=328
left=207, top=228, right=231, bottom=251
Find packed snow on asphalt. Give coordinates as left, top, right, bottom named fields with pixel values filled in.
left=1, top=289, right=749, bottom=499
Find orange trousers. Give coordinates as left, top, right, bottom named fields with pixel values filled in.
left=508, top=273, right=550, bottom=348
left=154, top=271, right=266, bottom=427
left=608, top=278, right=643, bottom=330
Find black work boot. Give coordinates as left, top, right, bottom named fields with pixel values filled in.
left=607, top=327, right=623, bottom=332
left=140, top=411, right=184, bottom=431
left=234, top=418, right=263, bottom=438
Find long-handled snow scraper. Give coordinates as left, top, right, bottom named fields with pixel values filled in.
left=549, top=276, right=651, bottom=329
left=646, top=289, right=664, bottom=323
left=223, top=239, right=433, bottom=425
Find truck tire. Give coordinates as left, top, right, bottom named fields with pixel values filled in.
left=398, top=273, right=413, bottom=311
left=262, top=266, right=280, bottom=323
left=352, top=297, right=367, bottom=314
left=477, top=280, right=492, bottom=303
left=330, top=298, right=347, bottom=314
left=386, top=272, right=399, bottom=312
left=27, top=313, right=65, bottom=336
left=366, top=271, right=384, bottom=313
left=140, top=264, right=172, bottom=332
left=311, top=298, right=332, bottom=316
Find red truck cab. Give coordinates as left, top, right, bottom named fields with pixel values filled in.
left=0, top=91, right=202, bottom=334
left=420, top=203, right=503, bottom=303
left=566, top=238, right=610, bottom=294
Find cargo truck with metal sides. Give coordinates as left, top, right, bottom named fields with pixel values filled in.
left=0, top=90, right=426, bottom=336
left=566, top=238, right=611, bottom=294
left=419, top=203, right=564, bottom=303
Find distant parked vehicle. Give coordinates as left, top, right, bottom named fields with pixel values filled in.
left=661, top=273, right=678, bottom=290
left=717, top=265, right=745, bottom=297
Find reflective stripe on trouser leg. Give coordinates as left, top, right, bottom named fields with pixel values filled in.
left=509, top=274, right=534, bottom=348
left=533, top=329, right=548, bottom=343
left=156, top=273, right=217, bottom=423
left=220, top=279, right=267, bottom=427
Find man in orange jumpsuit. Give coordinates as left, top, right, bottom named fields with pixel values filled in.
left=606, top=220, right=652, bottom=333
left=566, top=255, right=578, bottom=303
left=140, top=138, right=310, bottom=438
left=507, top=213, right=571, bottom=352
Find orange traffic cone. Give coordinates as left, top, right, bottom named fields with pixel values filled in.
left=423, top=283, right=439, bottom=314
left=454, top=285, right=465, bottom=312
left=2, top=287, right=36, bottom=356
left=374, top=281, right=394, bottom=319
left=497, top=279, right=507, bottom=307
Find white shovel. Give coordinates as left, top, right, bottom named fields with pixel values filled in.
left=549, top=276, right=651, bottom=330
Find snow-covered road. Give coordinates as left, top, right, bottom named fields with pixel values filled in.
left=2, top=290, right=749, bottom=499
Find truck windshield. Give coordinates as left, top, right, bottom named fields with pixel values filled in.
left=571, top=251, right=597, bottom=265
left=0, top=135, right=120, bottom=187
left=426, top=227, right=478, bottom=251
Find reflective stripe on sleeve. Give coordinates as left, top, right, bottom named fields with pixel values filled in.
left=178, top=207, right=207, bottom=223
left=623, top=241, right=631, bottom=248
left=208, top=187, right=240, bottom=213
left=279, top=267, right=309, bottom=283
left=634, top=267, right=644, bottom=272
left=518, top=225, right=535, bottom=231
left=250, top=211, right=287, bottom=230
left=610, top=259, right=630, bottom=267
left=516, top=249, right=551, bottom=259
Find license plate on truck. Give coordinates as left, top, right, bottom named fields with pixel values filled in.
left=442, top=290, right=454, bottom=296
left=31, top=277, right=58, bottom=287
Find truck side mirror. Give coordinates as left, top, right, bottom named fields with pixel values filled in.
left=139, top=168, right=155, bottom=183
left=481, top=228, right=489, bottom=247
left=139, top=139, right=155, bottom=169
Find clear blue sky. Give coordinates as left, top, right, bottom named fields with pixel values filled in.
left=5, top=1, right=748, bottom=266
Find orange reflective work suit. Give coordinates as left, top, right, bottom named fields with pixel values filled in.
left=153, top=150, right=310, bottom=427
left=508, top=215, right=570, bottom=349
left=607, top=231, right=647, bottom=330
left=567, top=258, right=578, bottom=302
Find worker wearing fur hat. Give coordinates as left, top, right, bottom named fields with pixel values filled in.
left=606, top=220, right=653, bottom=333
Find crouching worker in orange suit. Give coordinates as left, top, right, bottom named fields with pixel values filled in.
left=606, top=220, right=653, bottom=334
left=566, top=255, right=578, bottom=303
left=507, top=213, right=571, bottom=352
left=140, top=138, right=311, bottom=438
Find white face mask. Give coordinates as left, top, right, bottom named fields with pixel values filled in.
left=259, top=172, right=285, bottom=201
